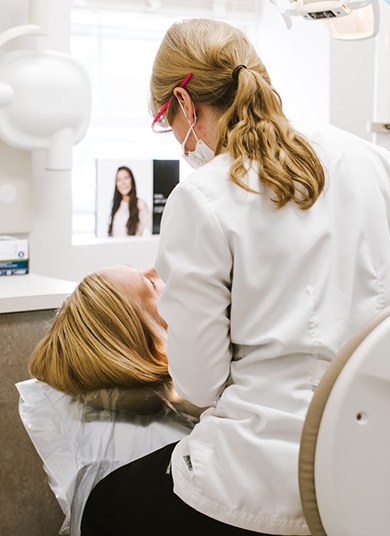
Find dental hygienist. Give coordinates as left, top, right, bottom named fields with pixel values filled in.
left=81, top=18, right=390, bottom=536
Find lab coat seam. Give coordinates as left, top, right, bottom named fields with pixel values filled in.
left=375, top=270, right=385, bottom=313
left=306, top=285, right=322, bottom=352
left=306, top=285, right=325, bottom=391
left=184, top=180, right=232, bottom=262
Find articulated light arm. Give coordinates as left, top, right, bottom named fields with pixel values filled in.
left=268, top=0, right=380, bottom=39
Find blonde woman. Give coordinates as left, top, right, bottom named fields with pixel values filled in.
left=29, top=265, right=203, bottom=421
left=81, top=18, right=390, bottom=536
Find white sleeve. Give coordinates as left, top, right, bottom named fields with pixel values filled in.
left=155, top=181, right=232, bottom=408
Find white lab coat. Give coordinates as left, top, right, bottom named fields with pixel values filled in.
left=155, top=123, right=390, bottom=535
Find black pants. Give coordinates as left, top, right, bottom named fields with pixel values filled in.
left=80, top=442, right=271, bottom=536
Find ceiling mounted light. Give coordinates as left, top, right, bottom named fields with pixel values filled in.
left=268, top=0, right=380, bottom=40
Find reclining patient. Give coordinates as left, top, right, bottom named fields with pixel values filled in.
left=28, top=264, right=205, bottom=422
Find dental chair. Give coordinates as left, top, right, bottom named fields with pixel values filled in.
left=298, top=307, right=390, bottom=536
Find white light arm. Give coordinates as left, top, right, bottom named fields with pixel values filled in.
left=268, top=0, right=379, bottom=40
left=0, top=0, right=49, bottom=49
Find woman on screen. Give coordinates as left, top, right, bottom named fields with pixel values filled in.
left=108, top=166, right=151, bottom=237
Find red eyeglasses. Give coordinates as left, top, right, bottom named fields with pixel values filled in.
left=151, top=73, right=193, bottom=133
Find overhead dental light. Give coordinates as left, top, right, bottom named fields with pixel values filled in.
left=268, top=0, right=380, bottom=40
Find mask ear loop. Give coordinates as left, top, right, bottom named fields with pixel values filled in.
left=178, top=99, right=199, bottom=147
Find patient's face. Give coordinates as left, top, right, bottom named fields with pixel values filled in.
left=101, top=265, right=166, bottom=328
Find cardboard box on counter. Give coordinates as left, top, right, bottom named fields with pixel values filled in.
left=0, top=236, right=29, bottom=276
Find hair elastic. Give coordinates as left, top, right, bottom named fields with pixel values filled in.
left=232, top=64, right=247, bottom=83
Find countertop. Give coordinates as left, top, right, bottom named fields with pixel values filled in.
left=0, top=273, right=77, bottom=314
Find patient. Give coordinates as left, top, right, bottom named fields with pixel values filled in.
left=29, top=265, right=204, bottom=422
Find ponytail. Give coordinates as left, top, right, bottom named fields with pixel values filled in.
left=216, top=67, right=325, bottom=210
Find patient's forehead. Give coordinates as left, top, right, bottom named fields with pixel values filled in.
left=100, top=265, right=143, bottom=294
left=98, top=265, right=157, bottom=311
left=101, top=264, right=135, bottom=277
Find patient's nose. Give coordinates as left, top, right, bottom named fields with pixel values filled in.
left=143, top=267, right=158, bottom=279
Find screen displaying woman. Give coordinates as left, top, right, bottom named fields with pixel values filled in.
left=108, top=166, right=151, bottom=237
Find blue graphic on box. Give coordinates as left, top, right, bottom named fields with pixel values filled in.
left=0, top=260, right=29, bottom=276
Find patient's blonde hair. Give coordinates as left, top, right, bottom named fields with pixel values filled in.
left=29, top=272, right=170, bottom=398
left=150, top=18, right=325, bottom=209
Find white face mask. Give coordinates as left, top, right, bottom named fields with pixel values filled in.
left=178, top=101, right=214, bottom=169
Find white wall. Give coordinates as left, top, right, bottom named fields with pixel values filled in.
left=256, top=1, right=330, bottom=124
left=330, top=38, right=375, bottom=141
left=0, top=142, right=31, bottom=235
left=372, top=1, right=390, bottom=150
left=329, top=2, right=390, bottom=148
left=0, top=0, right=32, bottom=235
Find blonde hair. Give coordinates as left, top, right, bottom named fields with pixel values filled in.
left=29, top=272, right=170, bottom=398
left=150, top=18, right=325, bottom=210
